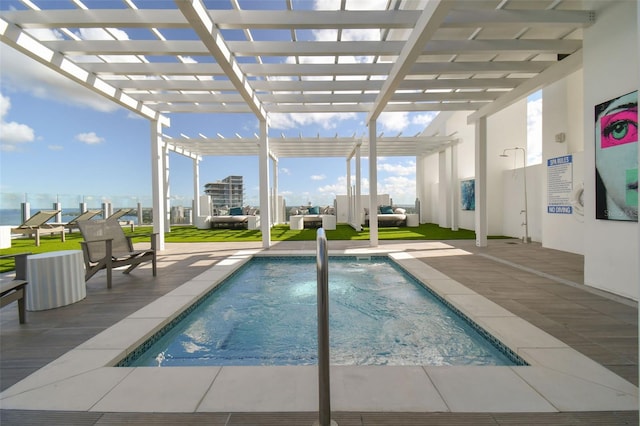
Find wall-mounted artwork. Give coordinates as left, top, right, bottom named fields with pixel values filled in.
left=460, top=179, right=475, bottom=211
left=595, top=90, right=638, bottom=221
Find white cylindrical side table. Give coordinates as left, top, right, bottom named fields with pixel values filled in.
left=26, top=250, right=86, bottom=311
left=247, top=215, right=260, bottom=230
left=289, top=215, right=304, bottom=230
left=406, top=214, right=419, bottom=227
left=321, top=215, right=336, bottom=230
left=0, top=226, right=11, bottom=248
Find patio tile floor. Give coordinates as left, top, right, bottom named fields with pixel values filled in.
left=0, top=238, right=637, bottom=425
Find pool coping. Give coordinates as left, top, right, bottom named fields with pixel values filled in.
left=0, top=246, right=637, bottom=413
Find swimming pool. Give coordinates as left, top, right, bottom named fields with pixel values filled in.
left=123, top=257, right=525, bottom=367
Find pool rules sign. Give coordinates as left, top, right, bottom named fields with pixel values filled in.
left=547, top=155, right=573, bottom=214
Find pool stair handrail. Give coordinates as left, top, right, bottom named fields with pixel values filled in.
left=315, top=228, right=337, bottom=426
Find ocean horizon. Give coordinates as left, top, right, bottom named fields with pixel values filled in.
left=1, top=204, right=416, bottom=227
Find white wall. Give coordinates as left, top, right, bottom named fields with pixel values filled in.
left=419, top=100, right=530, bottom=237
left=489, top=100, right=529, bottom=237
left=582, top=0, right=639, bottom=300
left=418, top=146, right=440, bottom=223
left=541, top=71, right=585, bottom=254
left=438, top=151, right=450, bottom=228
left=446, top=111, right=477, bottom=231
left=413, top=1, right=637, bottom=300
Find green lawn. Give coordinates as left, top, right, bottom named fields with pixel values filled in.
left=0, top=223, right=503, bottom=272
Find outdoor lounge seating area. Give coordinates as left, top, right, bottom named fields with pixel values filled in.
left=365, top=206, right=408, bottom=227
left=289, top=206, right=336, bottom=230
left=196, top=206, right=260, bottom=230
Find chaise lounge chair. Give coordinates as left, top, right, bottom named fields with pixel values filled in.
left=106, top=208, right=135, bottom=231
left=52, top=209, right=102, bottom=233
left=77, top=219, right=157, bottom=289
left=11, top=210, right=66, bottom=246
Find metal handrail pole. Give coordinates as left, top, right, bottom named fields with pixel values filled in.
left=316, top=228, right=332, bottom=426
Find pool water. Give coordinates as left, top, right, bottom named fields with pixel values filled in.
left=126, top=257, right=522, bottom=367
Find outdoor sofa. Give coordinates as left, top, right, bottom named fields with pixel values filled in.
left=206, top=207, right=260, bottom=230
left=289, top=206, right=336, bottom=229
left=364, top=205, right=407, bottom=227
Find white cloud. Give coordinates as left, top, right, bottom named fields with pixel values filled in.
left=316, top=176, right=348, bottom=202
left=378, top=175, right=416, bottom=205
left=345, top=0, right=388, bottom=10
left=0, top=93, right=35, bottom=150
left=378, top=160, right=415, bottom=176
left=75, top=132, right=104, bottom=145
left=280, top=167, right=291, bottom=175
left=311, top=174, right=326, bottom=181
left=269, top=112, right=357, bottom=130
left=314, top=0, right=341, bottom=10
left=412, top=112, right=438, bottom=127
left=379, top=112, right=410, bottom=133
left=0, top=27, right=122, bottom=113
left=315, top=175, right=371, bottom=205
left=48, top=145, right=64, bottom=151
left=314, top=0, right=388, bottom=10
left=527, top=95, right=542, bottom=165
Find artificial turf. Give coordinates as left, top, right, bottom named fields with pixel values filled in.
left=0, top=223, right=503, bottom=272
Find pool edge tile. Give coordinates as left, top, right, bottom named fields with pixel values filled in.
left=198, top=366, right=317, bottom=412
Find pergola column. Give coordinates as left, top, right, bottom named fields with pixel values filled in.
left=355, top=144, right=362, bottom=231
left=450, top=142, right=459, bottom=231
left=151, top=119, right=166, bottom=250
left=259, top=119, right=271, bottom=248
left=192, top=157, right=200, bottom=224
left=474, top=117, right=488, bottom=247
left=438, top=150, right=449, bottom=228
left=415, top=154, right=423, bottom=223
left=163, top=140, right=171, bottom=232
left=368, top=120, right=378, bottom=246
left=272, top=156, right=279, bottom=225
left=346, top=158, right=352, bottom=225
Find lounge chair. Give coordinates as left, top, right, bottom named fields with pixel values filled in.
left=106, top=208, right=135, bottom=231
left=77, top=219, right=157, bottom=289
left=11, top=210, right=66, bottom=246
left=52, top=209, right=102, bottom=233
left=0, top=253, right=30, bottom=323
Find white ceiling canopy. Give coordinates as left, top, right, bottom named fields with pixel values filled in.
left=0, top=0, right=597, bottom=159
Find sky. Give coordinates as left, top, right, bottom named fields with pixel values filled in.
left=0, top=0, right=541, bottom=211
left=0, top=0, right=439, bottom=211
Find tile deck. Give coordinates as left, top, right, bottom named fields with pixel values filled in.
left=1, top=238, right=637, bottom=425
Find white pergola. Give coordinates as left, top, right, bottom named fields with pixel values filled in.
left=0, top=0, right=598, bottom=248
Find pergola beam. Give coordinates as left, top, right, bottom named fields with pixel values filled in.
left=175, top=0, right=266, bottom=121
left=0, top=18, right=169, bottom=125
left=368, top=0, right=454, bottom=122
left=467, top=50, right=583, bottom=123
left=43, top=39, right=582, bottom=57
left=1, top=8, right=595, bottom=30
left=81, top=61, right=555, bottom=77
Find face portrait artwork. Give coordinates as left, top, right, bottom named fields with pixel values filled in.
left=595, top=91, right=638, bottom=221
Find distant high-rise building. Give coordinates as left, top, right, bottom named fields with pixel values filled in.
left=204, top=175, right=244, bottom=209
